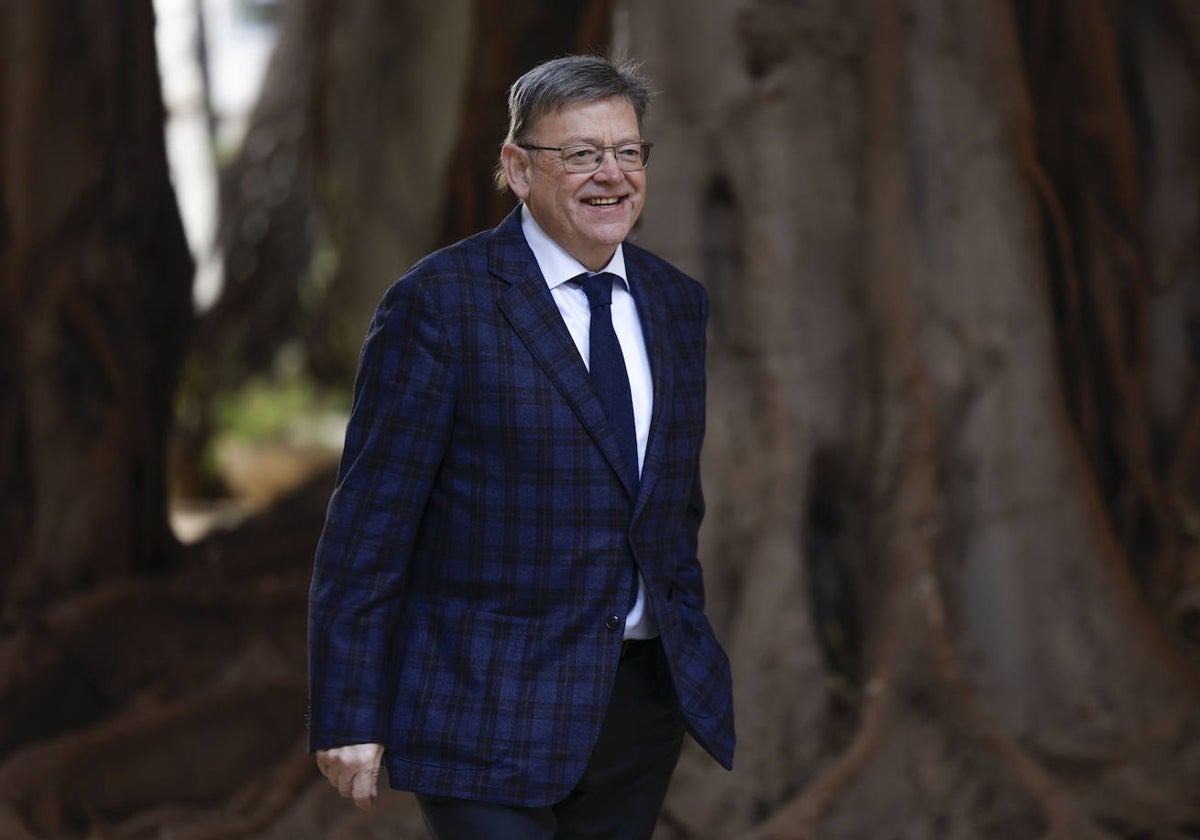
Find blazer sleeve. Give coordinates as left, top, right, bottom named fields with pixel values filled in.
left=307, top=273, right=456, bottom=751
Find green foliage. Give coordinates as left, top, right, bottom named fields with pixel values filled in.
left=213, top=374, right=348, bottom=445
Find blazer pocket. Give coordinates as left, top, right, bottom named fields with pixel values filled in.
left=390, top=602, right=530, bottom=769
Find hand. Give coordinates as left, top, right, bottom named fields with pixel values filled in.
left=316, top=742, right=385, bottom=811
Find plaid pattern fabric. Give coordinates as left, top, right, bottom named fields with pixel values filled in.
left=308, top=207, right=734, bottom=807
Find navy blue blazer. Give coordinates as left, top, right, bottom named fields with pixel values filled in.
left=308, top=206, right=734, bottom=807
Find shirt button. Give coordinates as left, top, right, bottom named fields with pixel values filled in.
left=604, top=613, right=622, bottom=631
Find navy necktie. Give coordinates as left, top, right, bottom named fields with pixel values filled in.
left=577, top=272, right=639, bottom=493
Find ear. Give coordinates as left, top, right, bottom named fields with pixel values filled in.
left=500, top=143, right=532, bottom=201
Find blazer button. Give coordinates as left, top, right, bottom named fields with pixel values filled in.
left=604, top=613, right=622, bottom=631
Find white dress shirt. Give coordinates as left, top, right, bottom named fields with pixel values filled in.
left=520, top=205, right=657, bottom=640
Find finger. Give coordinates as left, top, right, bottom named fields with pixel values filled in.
left=322, top=757, right=345, bottom=787
left=337, top=768, right=357, bottom=799
left=351, top=767, right=378, bottom=811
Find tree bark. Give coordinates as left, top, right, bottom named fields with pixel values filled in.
left=4, top=1, right=1200, bottom=837
left=0, top=0, right=194, bottom=613
left=631, top=0, right=1200, bottom=836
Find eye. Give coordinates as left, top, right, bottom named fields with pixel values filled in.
left=565, top=146, right=599, bottom=162
left=615, top=144, right=643, bottom=162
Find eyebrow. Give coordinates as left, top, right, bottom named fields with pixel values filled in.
left=559, top=135, right=642, bottom=147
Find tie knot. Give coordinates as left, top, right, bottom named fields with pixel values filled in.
left=577, top=272, right=618, bottom=309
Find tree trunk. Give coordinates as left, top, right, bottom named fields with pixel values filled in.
left=5, top=1, right=1200, bottom=837
left=630, top=0, right=1200, bottom=837
left=0, top=0, right=194, bottom=614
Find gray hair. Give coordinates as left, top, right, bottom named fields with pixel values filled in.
left=494, top=54, right=653, bottom=191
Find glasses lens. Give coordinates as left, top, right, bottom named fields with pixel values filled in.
left=556, top=144, right=651, bottom=173
left=614, top=144, right=648, bottom=171
left=560, top=145, right=600, bottom=173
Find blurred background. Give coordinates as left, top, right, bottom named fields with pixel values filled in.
left=2, top=1, right=1200, bottom=838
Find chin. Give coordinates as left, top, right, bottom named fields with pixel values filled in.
left=588, top=222, right=635, bottom=244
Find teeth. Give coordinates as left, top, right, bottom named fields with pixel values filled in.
left=587, top=197, right=620, bottom=206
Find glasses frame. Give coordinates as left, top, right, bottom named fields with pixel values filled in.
left=518, top=141, right=653, bottom=173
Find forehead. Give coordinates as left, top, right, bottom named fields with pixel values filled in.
left=530, top=97, right=641, bottom=141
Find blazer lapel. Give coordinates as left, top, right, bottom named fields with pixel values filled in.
left=490, top=208, right=638, bottom=499
left=626, top=254, right=674, bottom=516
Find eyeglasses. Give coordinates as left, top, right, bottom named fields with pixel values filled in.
left=518, top=142, right=653, bottom=174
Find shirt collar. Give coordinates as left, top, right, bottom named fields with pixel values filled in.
left=520, top=204, right=629, bottom=291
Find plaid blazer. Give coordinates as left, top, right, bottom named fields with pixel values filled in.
left=308, top=206, right=734, bottom=807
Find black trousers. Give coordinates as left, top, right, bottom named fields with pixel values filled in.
left=416, top=637, right=685, bottom=840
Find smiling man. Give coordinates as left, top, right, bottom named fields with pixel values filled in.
left=307, top=54, right=734, bottom=840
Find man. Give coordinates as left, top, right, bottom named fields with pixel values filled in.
left=308, top=54, right=734, bottom=839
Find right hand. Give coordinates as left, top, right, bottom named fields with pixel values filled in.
left=315, top=742, right=385, bottom=811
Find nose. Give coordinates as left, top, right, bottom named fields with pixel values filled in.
left=593, top=148, right=624, bottom=179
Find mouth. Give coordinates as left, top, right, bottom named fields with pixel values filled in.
left=583, top=196, right=623, bottom=207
